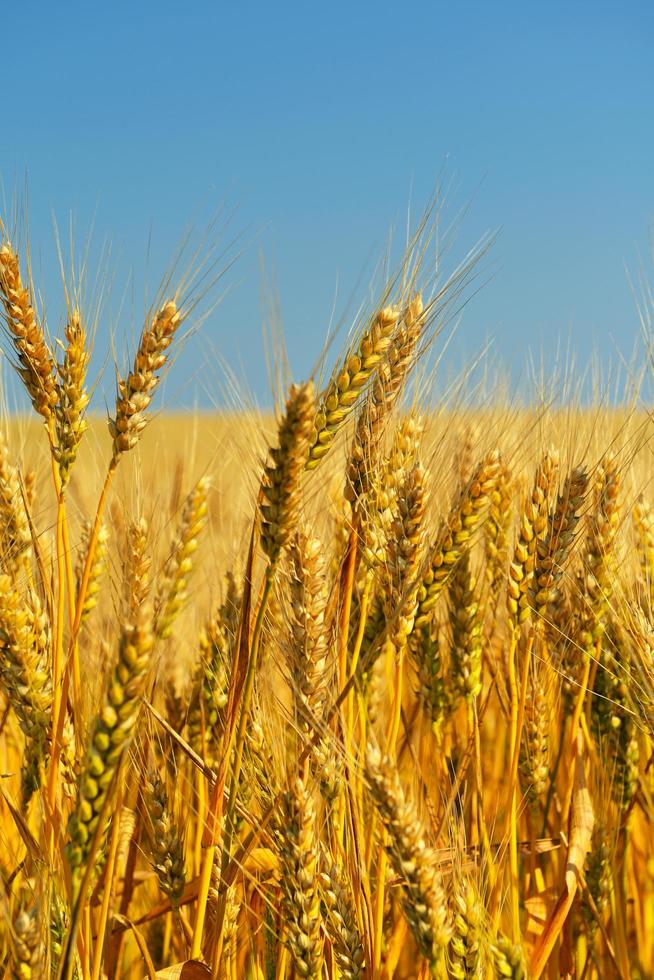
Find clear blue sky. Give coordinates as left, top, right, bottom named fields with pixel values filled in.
left=2, top=1, right=653, bottom=409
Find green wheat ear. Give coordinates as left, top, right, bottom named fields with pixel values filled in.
left=65, top=610, right=153, bottom=883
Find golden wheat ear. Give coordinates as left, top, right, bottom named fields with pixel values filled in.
left=142, top=769, right=186, bottom=905
left=366, top=742, right=452, bottom=970
left=273, top=777, right=324, bottom=980
left=109, top=299, right=183, bottom=462
left=9, top=886, right=45, bottom=978
left=415, top=448, right=503, bottom=630
left=319, top=856, right=365, bottom=979
left=346, top=293, right=426, bottom=507
left=259, top=381, right=315, bottom=565
left=0, top=433, right=34, bottom=578
left=307, top=305, right=400, bottom=470
left=154, top=476, right=209, bottom=639
left=75, top=520, right=109, bottom=627
left=0, top=241, right=58, bottom=421
left=507, top=450, right=559, bottom=628
left=381, top=462, right=428, bottom=648
left=448, top=549, right=483, bottom=704
left=529, top=465, right=589, bottom=625
left=53, top=309, right=90, bottom=488
left=0, top=577, right=52, bottom=803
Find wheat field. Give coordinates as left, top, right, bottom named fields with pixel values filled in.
left=0, top=220, right=653, bottom=980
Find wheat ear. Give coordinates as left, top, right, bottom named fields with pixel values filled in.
left=109, top=299, right=183, bottom=461
left=143, top=770, right=186, bottom=904
left=320, top=857, right=365, bottom=979
left=382, top=462, right=429, bottom=648
left=75, top=521, right=109, bottom=627
left=507, top=450, right=559, bottom=627
left=0, top=434, right=33, bottom=578
left=260, top=381, right=315, bottom=565
left=54, top=309, right=90, bottom=488
left=65, top=598, right=153, bottom=881
left=414, top=449, right=502, bottom=630
left=10, top=889, right=44, bottom=980
left=0, top=241, right=58, bottom=421
left=366, top=743, right=451, bottom=972
left=275, top=777, right=324, bottom=979
left=448, top=549, right=483, bottom=703
left=307, top=304, right=400, bottom=469
left=346, top=293, right=425, bottom=505
left=633, top=495, right=654, bottom=613
left=448, top=880, right=485, bottom=979
left=155, top=477, right=209, bottom=639
left=529, top=465, right=588, bottom=627
left=0, top=579, right=52, bottom=802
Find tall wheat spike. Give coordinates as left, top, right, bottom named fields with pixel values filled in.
left=366, top=743, right=451, bottom=972
left=110, top=300, right=183, bottom=460
left=54, top=310, right=90, bottom=487
left=0, top=241, right=58, bottom=421
left=414, top=449, right=502, bottom=629
left=307, top=305, right=400, bottom=469
left=260, top=382, right=315, bottom=565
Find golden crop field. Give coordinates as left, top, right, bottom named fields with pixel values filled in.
left=0, top=222, right=653, bottom=980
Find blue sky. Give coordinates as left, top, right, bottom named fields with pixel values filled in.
left=2, top=1, right=653, bottom=408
